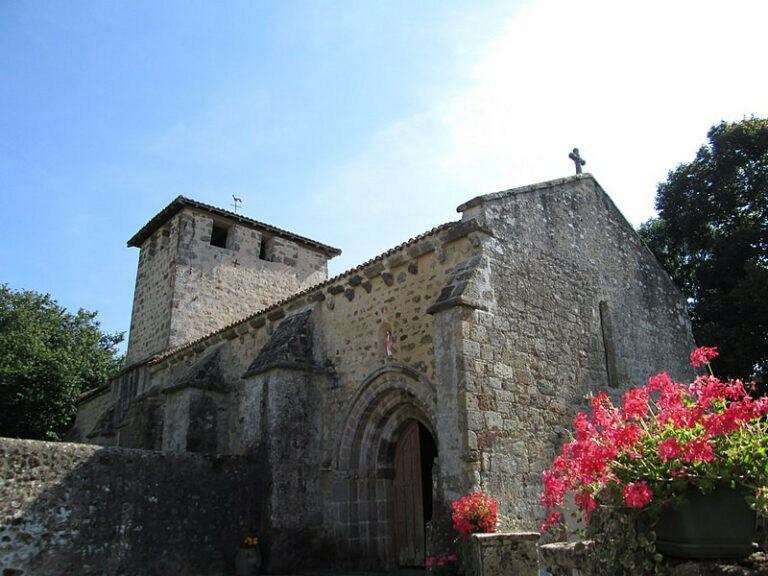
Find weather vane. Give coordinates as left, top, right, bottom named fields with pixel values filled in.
left=569, top=148, right=586, bottom=175
left=231, top=195, right=242, bottom=213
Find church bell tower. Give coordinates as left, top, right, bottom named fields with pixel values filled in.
left=124, top=196, right=341, bottom=366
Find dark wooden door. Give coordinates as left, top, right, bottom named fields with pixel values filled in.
left=393, top=420, right=424, bottom=567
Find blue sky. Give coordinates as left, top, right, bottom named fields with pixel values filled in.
left=2, top=1, right=767, bottom=353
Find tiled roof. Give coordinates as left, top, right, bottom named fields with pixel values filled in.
left=127, top=195, right=342, bottom=257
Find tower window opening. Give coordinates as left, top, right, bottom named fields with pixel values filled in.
left=210, top=224, right=230, bottom=248
left=259, top=236, right=270, bottom=260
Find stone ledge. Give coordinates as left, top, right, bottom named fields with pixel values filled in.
left=540, top=540, right=768, bottom=576
left=539, top=540, right=593, bottom=573
left=473, top=531, right=540, bottom=543
left=471, top=531, right=540, bottom=576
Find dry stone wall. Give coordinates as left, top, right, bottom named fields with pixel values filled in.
left=0, top=438, right=265, bottom=576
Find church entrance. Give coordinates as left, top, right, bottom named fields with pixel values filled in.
left=393, top=420, right=437, bottom=567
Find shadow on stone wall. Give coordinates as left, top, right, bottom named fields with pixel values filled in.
left=0, top=438, right=267, bottom=576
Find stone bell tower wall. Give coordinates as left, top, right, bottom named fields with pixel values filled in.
left=125, top=201, right=336, bottom=367
left=125, top=214, right=180, bottom=366
left=166, top=209, right=329, bottom=353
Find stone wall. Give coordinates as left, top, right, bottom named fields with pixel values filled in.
left=0, top=438, right=265, bottom=576
left=125, top=216, right=178, bottom=365
left=66, top=386, right=112, bottom=444
left=453, top=176, right=696, bottom=528
left=304, top=229, right=478, bottom=569
left=168, top=209, right=329, bottom=353
left=125, top=206, right=331, bottom=366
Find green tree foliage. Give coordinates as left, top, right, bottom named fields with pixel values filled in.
left=0, top=285, right=124, bottom=440
left=639, top=117, right=768, bottom=383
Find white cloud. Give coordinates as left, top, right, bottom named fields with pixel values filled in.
left=314, top=0, right=768, bottom=276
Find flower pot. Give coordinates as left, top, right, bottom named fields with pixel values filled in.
left=655, top=487, right=756, bottom=559
left=235, top=546, right=262, bottom=576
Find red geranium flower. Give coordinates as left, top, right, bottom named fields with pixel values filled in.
left=623, top=481, right=653, bottom=508
left=690, top=346, right=719, bottom=367
left=540, top=347, right=768, bottom=535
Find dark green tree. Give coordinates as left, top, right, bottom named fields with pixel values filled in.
left=639, top=117, right=768, bottom=383
left=0, top=285, right=124, bottom=440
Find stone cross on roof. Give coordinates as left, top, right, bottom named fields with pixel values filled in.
left=569, top=148, right=586, bottom=175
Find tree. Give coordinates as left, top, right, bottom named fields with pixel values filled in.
left=0, top=285, right=124, bottom=440
left=639, top=117, right=768, bottom=383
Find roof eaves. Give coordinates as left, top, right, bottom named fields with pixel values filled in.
left=127, top=195, right=341, bottom=257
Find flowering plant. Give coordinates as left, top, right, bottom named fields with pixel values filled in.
left=451, top=491, right=499, bottom=539
left=541, top=347, right=768, bottom=533
left=241, top=535, right=259, bottom=547
left=425, top=553, right=459, bottom=575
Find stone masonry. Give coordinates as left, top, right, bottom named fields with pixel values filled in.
left=59, top=175, right=697, bottom=574
left=0, top=438, right=264, bottom=576
left=125, top=196, right=339, bottom=366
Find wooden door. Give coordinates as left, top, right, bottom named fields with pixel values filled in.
left=393, top=420, right=424, bottom=567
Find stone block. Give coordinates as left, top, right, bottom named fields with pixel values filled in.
left=471, top=532, right=540, bottom=576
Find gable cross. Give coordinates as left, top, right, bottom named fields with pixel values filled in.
left=569, top=148, right=586, bottom=175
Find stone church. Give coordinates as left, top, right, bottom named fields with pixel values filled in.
left=71, top=174, right=695, bottom=571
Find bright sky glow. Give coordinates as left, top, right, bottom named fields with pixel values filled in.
left=2, top=0, right=767, bottom=352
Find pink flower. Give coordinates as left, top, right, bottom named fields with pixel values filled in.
left=610, top=422, right=643, bottom=451
left=648, top=372, right=674, bottom=391
left=623, top=481, right=653, bottom=508
left=573, top=412, right=595, bottom=442
left=447, top=554, right=458, bottom=562
left=426, top=557, right=435, bottom=567
left=574, top=491, right=596, bottom=521
left=541, top=511, right=561, bottom=532
left=451, top=491, right=498, bottom=539
left=591, top=391, right=618, bottom=427
left=540, top=348, right=768, bottom=534
left=690, top=346, right=719, bottom=367
left=682, top=438, right=715, bottom=463
left=622, top=387, right=650, bottom=420
left=657, top=437, right=682, bottom=462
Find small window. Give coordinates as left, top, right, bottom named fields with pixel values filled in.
left=210, top=224, right=229, bottom=248
left=259, top=236, right=270, bottom=260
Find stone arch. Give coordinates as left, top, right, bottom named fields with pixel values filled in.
left=328, top=365, right=438, bottom=569
left=334, top=364, right=437, bottom=472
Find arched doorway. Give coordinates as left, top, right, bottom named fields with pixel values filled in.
left=393, top=419, right=437, bottom=567
left=333, top=366, right=437, bottom=569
